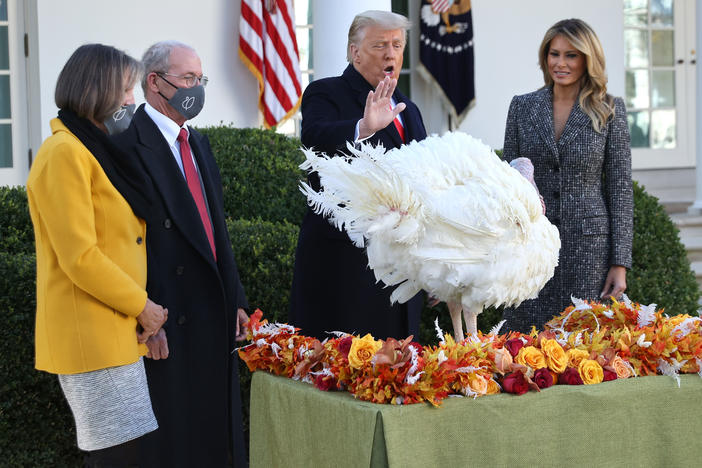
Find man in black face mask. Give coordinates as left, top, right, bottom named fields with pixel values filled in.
left=112, top=40, right=249, bottom=467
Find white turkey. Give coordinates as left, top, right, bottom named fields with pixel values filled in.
left=300, top=132, right=560, bottom=341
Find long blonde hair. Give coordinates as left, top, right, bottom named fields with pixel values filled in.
left=539, top=19, right=614, bottom=133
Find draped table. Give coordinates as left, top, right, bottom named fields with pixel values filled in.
left=249, top=371, right=702, bottom=467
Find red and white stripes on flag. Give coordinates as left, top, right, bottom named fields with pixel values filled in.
left=430, top=0, right=451, bottom=13
left=239, top=0, right=302, bottom=129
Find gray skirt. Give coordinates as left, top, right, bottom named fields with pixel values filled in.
left=58, top=357, right=158, bottom=451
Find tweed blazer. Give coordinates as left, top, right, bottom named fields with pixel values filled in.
left=501, top=87, right=633, bottom=332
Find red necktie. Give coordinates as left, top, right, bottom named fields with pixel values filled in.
left=390, top=105, right=406, bottom=143
left=177, top=128, right=217, bottom=260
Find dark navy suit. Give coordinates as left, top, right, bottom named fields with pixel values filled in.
left=113, top=105, right=247, bottom=467
left=289, top=64, right=427, bottom=341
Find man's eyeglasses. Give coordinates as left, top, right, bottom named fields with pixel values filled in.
left=157, top=71, right=209, bottom=88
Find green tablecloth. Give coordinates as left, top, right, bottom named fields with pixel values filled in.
left=250, top=371, right=702, bottom=467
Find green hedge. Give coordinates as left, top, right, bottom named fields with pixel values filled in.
left=2, top=128, right=700, bottom=463
left=200, top=126, right=307, bottom=224
left=627, top=181, right=700, bottom=315
left=227, top=217, right=299, bottom=324
left=0, top=252, right=82, bottom=466
left=0, top=186, right=34, bottom=254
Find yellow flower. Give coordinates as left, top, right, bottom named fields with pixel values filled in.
left=578, top=359, right=604, bottom=385
left=515, top=346, right=547, bottom=369
left=486, top=378, right=500, bottom=395
left=610, top=355, right=633, bottom=379
left=348, top=333, right=382, bottom=369
left=541, top=339, right=568, bottom=373
left=566, top=348, right=590, bottom=368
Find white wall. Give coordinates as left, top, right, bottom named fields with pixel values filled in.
left=35, top=0, right=261, bottom=140
left=32, top=0, right=626, bottom=149
left=411, top=0, right=626, bottom=150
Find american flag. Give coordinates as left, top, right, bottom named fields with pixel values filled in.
left=239, top=0, right=302, bottom=129
left=431, top=0, right=452, bottom=13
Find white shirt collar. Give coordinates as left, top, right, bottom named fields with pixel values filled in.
left=144, top=102, right=189, bottom=145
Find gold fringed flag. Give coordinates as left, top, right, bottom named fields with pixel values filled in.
left=418, top=0, right=475, bottom=127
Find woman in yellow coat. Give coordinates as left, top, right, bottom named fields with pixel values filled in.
left=27, top=44, right=168, bottom=465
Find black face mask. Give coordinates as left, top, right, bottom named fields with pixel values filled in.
left=158, top=75, right=205, bottom=120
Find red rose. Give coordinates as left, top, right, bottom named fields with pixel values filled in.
left=314, top=374, right=337, bottom=391
left=533, top=367, right=554, bottom=389
left=560, top=367, right=584, bottom=385
left=337, top=336, right=353, bottom=357
left=504, top=339, right=524, bottom=357
left=603, top=369, right=617, bottom=382
left=502, top=372, right=529, bottom=395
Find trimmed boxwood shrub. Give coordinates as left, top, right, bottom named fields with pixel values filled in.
left=227, top=217, right=299, bottom=324
left=0, top=252, right=82, bottom=466
left=0, top=186, right=34, bottom=255
left=627, top=181, right=700, bottom=315
left=200, top=126, right=307, bottom=224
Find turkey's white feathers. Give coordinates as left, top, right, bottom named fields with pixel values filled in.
left=300, top=132, right=560, bottom=317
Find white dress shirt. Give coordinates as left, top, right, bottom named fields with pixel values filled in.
left=143, top=102, right=200, bottom=179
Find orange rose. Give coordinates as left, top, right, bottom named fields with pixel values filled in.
left=566, top=348, right=590, bottom=368
left=515, top=346, right=547, bottom=369
left=348, top=334, right=382, bottom=369
left=493, top=347, right=514, bottom=374
left=486, top=378, right=500, bottom=395
left=541, top=339, right=568, bottom=373
left=610, top=355, right=633, bottom=379
left=578, top=359, right=604, bottom=385
left=467, top=374, right=488, bottom=395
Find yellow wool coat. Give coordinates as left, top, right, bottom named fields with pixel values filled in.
left=27, top=118, right=148, bottom=374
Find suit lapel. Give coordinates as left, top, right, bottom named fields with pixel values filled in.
left=557, top=100, right=591, bottom=150
left=132, top=108, right=217, bottom=267
left=528, top=88, right=559, bottom=159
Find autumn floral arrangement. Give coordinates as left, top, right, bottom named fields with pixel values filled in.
left=238, top=296, right=702, bottom=405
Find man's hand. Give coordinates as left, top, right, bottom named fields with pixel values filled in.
left=358, top=76, right=406, bottom=140
left=600, top=265, right=627, bottom=300
left=137, top=299, right=168, bottom=343
left=235, top=308, right=249, bottom=341
left=145, top=328, right=169, bottom=360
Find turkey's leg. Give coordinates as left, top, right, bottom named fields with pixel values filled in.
left=448, top=301, right=464, bottom=342
left=463, top=308, right=478, bottom=336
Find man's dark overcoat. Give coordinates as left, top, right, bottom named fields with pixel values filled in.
left=113, top=105, right=248, bottom=467
left=502, top=87, right=633, bottom=333
left=289, top=64, right=427, bottom=341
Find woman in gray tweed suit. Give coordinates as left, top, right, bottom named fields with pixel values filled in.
left=502, top=18, right=633, bottom=333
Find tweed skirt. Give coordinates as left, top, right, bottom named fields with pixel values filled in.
left=58, top=357, right=158, bottom=451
